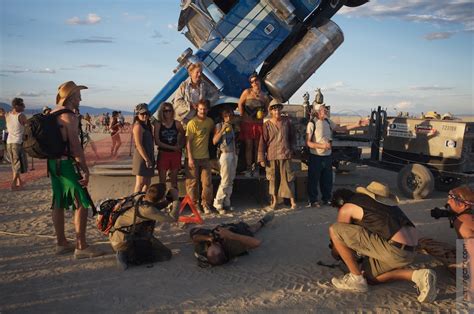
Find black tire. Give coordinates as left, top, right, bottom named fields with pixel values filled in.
left=397, top=164, right=434, bottom=199
left=435, top=175, right=462, bottom=192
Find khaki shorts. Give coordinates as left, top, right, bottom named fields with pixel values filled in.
left=331, top=222, right=415, bottom=278
left=6, top=143, right=27, bottom=174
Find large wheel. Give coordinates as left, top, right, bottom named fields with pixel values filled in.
left=397, top=164, right=434, bottom=199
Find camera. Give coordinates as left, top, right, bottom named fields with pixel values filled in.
left=430, top=206, right=455, bottom=219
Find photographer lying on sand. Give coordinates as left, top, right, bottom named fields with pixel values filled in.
left=328, top=182, right=437, bottom=303
left=190, top=212, right=274, bottom=267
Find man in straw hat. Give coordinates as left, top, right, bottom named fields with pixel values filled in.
left=49, top=81, right=104, bottom=259
left=328, top=181, right=437, bottom=303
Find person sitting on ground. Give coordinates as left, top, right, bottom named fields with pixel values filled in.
left=190, top=212, right=274, bottom=267
left=328, top=182, right=437, bottom=303
left=110, top=183, right=180, bottom=270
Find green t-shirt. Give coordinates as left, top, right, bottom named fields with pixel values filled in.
left=186, top=117, right=214, bottom=159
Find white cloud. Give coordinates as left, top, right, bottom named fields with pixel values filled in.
left=393, top=101, right=414, bottom=110
left=33, top=68, right=55, bottom=74
left=78, top=64, right=108, bottom=68
left=16, top=91, right=46, bottom=97
left=424, top=32, right=454, bottom=40
left=67, top=13, right=102, bottom=25
left=321, top=81, right=346, bottom=91
left=167, top=23, right=178, bottom=30
left=410, top=85, right=453, bottom=91
left=340, top=0, right=473, bottom=33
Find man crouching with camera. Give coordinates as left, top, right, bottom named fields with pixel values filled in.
left=109, top=183, right=180, bottom=270
left=328, top=182, right=437, bottom=303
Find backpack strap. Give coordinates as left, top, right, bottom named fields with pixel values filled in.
left=129, top=195, right=145, bottom=235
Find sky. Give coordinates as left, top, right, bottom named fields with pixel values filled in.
left=0, top=0, right=473, bottom=116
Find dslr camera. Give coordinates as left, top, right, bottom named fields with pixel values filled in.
left=430, top=206, right=455, bottom=219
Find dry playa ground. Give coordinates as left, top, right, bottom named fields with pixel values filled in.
left=1, top=163, right=472, bottom=313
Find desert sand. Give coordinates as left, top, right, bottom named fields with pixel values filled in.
left=0, top=130, right=472, bottom=313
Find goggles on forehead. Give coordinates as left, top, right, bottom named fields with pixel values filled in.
left=448, top=193, right=473, bottom=206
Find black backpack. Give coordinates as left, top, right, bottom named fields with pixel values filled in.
left=23, top=109, right=73, bottom=159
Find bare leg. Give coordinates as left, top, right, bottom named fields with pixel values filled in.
left=329, top=225, right=362, bottom=275
left=74, top=206, right=88, bottom=250
left=170, top=169, right=179, bottom=189
left=134, top=175, right=144, bottom=193
left=52, top=208, right=68, bottom=246
left=159, top=169, right=167, bottom=185
left=372, top=269, right=414, bottom=284
left=290, top=197, right=297, bottom=208
left=142, top=176, right=152, bottom=192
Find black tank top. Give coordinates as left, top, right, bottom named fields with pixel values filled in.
left=159, top=121, right=178, bottom=152
left=350, top=193, right=415, bottom=240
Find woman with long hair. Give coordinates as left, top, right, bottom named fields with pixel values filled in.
left=154, top=102, right=184, bottom=188
left=132, top=103, right=155, bottom=192
left=237, top=73, right=270, bottom=176
left=109, top=111, right=122, bottom=158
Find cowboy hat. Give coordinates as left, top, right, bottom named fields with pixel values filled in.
left=424, top=111, right=440, bottom=120
left=356, top=181, right=400, bottom=206
left=56, top=81, right=88, bottom=106
left=269, top=99, right=283, bottom=110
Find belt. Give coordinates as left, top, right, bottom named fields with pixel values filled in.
left=388, top=240, right=417, bottom=252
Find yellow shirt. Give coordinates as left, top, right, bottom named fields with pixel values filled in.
left=186, top=117, right=214, bottom=159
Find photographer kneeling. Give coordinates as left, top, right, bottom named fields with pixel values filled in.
left=328, top=182, right=437, bottom=303
left=109, top=183, right=180, bottom=270
left=190, top=212, right=274, bottom=267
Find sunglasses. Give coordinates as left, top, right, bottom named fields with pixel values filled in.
left=271, top=107, right=282, bottom=111
left=138, top=112, right=150, bottom=116
left=250, top=79, right=258, bottom=84
left=163, top=109, right=173, bottom=113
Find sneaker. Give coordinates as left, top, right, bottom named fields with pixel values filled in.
left=321, top=201, right=332, bottom=207
left=116, top=251, right=128, bottom=271
left=306, top=202, right=321, bottom=208
left=331, top=273, right=368, bottom=292
left=55, top=242, right=76, bottom=255
left=259, top=211, right=275, bottom=226
left=412, top=269, right=437, bottom=303
left=74, top=246, right=105, bottom=260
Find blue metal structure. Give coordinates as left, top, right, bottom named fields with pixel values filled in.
left=148, top=0, right=368, bottom=114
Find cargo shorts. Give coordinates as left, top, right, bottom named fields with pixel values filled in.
left=331, top=222, right=415, bottom=278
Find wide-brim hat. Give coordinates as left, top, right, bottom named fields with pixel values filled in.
left=56, top=81, right=88, bottom=106
left=424, top=111, right=440, bottom=120
left=269, top=99, right=283, bottom=110
left=356, top=181, right=400, bottom=206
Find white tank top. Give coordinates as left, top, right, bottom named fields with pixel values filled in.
left=6, top=112, right=25, bottom=144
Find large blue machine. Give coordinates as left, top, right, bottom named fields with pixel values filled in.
left=148, top=0, right=368, bottom=114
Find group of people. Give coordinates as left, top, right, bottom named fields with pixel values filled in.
left=5, top=72, right=472, bottom=304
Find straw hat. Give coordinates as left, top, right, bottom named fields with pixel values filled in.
left=269, top=99, right=283, bottom=110
left=356, top=181, right=400, bottom=206
left=56, top=81, right=88, bottom=106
